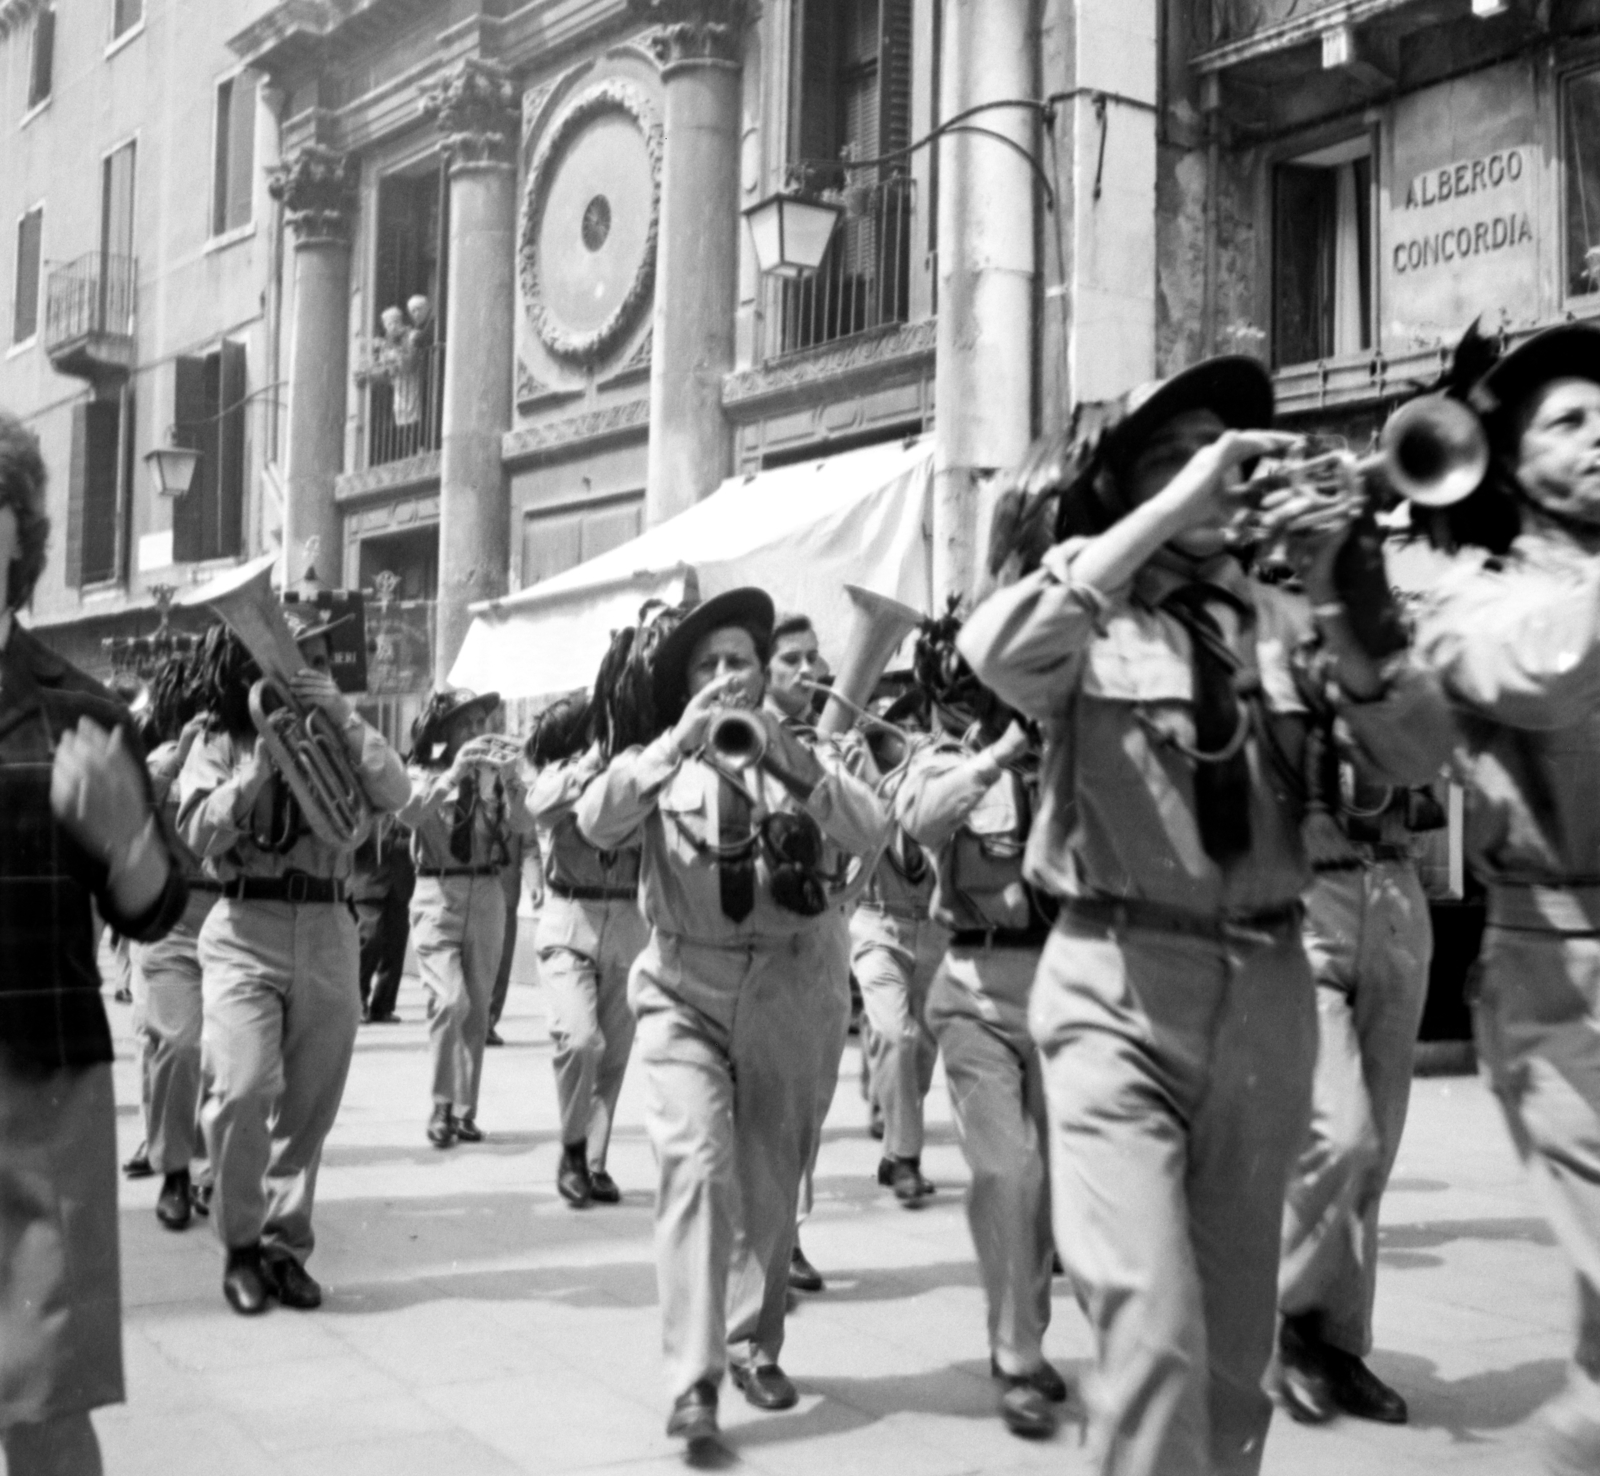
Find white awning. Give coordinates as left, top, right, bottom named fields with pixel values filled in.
left=450, top=437, right=934, bottom=701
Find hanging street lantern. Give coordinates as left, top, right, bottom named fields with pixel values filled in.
left=742, top=191, right=844, bottom=279
left=143, top=441, right=200, bottom=499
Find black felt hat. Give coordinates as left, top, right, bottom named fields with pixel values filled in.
left=1102, top=355, right=1275, bottom=471
left=1470, top=323, right=1600, bottom=448
left=650, top=586, right=775, bottom=723
left=410, top=687, right=501, bottom=759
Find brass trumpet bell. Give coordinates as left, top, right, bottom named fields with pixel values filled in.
left=1379, top=393, right=1489, bottom=508
left=707, top=707, right=768, bottom=769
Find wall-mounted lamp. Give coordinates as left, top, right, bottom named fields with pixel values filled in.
left=143, top=439, right=200, bottom=499
left=742, top=191, right=844, bottom=280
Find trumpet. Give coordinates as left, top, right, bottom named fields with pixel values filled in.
left=706, top=706, right=768, bottom=770
left=1236, top=392, right=1489, bottom=520
left=454, top=733, right=525, bottom=775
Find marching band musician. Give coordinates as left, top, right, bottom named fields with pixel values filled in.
left=524, top=659, right=647, bottom=1208
left=178, top=613, right=409, bottom=1317
left=893, top=611, right=1064, bottom=1438
left=960, top=355, right=1453, bottom=1476
left=0, top=414, right=186, bottom=1476
left=575, top=587, right=888, bottom=1449
left=1410, top=323, right=1600, bottom=1475
left=128, top=646, right=218, bottom=1232
left=399, top=687, right=534, bottom=1149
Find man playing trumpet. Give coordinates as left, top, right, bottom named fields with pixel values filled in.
left=576, top=587, right=888, bottom=1450
left=178, top=610, right=409, bottom=1316
left=399, top=688, right=533, bottom=1148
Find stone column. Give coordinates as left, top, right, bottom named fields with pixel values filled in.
left=932, top=0, right=1037, bottom=606
left=424, top=59, right=519, bottom=684
left=632, top=0, right=747, bottom=527
left=269, top=144, right=353, bottom=589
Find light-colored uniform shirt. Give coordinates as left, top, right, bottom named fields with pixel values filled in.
left=177, top=716, right=410, bottom=881
left=575, top=729, right=889, bottom=946
left=398, top=760, right=535, bottom=872
left=957, top=539, right=1453, bottom=916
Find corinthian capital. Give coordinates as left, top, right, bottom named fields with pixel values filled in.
left=423, top=57, right=519, bottom=167
left=629, top=0, right=749, bottom=68
left=268, top=143, right=354, bottom=242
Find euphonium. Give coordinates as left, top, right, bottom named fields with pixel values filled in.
left=179, top=553, right=371, bottom=849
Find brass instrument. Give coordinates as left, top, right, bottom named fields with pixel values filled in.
left=1239, top=392, right=1489, bottom=518
left=454, top=733, right=525, bottom=775
left=706, top=706, right=768, bottom=770
left=178, top=554, right=371, bottom=849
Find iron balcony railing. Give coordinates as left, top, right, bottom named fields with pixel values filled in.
left=44, top=251, right=136, bottom=352
left=363, top=339, right=445, bottom=470
left=763, top=173, right=915, bottom=361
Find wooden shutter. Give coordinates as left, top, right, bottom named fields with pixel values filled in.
left=226, top=75, right=257, bottom=233
left=14, top=208, right=41, bottom=343
left=28, top=9, right=53, bottom=109
left=795, top=0, right=840, bottom=177
left=170, top=355, right=209, bottom=563
left=216, top=340, right=246, bottom=557
left=101, top=141, right=136, bottom=267
left=878, top=0, right=912, bottom=160
left=68, top=401, right=119, bottom=586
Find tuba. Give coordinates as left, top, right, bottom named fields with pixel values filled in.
left=802, top=584, right=924, bottom=776
left=179, top=554, right=371, bottom=849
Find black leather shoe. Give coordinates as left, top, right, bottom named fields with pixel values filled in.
left=453, top=1115, right=484, bottom=1144
left=588, top=1168, right=621, bottom=1204
left=122, top=1143, right=154, bottom=1179
left=878, top=1155, right=935, bottom=1207
left=666, top=1380, right=720, bottom=1447
left=1277, top=1318, right=1337, bottom=1425
left=868, top=1101, right=885, bottom=1140
left=788, top=1242, right=824, bottom=1293
left=1000, top=1382, right=1057, bottom=1438
left=222, top=1245, right=270, bottom=1316
left=558, top=1147, right=592, bottom=1207
left=731, top=1361, right=799, bottom=1411
left=190, top=1180, right=213, bottom=1217
left=1325, top=1349, right=1408, bottom=1424
left=485, top=1027, right=504, bottom=1047
left=263, top=1253, right=323, bottom=1310
left=991, top=1357, right=1069, bottom=1403
left=156, top=1169, right=192, bottom=1230
left=427, top=1103, right=455, bottom=1148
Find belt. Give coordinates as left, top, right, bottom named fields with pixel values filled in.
left=1313, top=842, right=1411, bottom=873
left=949, top=926, right=1050, bottom=950
left=547, top=881, right=636, bottom=902
left=220, top=873, right=347, bottom=905
left=186, top=879, right=223, bottom=895
left=1060, top=893, right=1302, bottom=942
left=1487, top=883, right=1600, bottom=936
left=416, top=866, right=501, bottom=879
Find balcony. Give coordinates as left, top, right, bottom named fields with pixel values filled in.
left=365, top=339, right=444, bottom=470
left=761, top=174, right=914, bottom=362
left=44, top=252, right=135, bottom=382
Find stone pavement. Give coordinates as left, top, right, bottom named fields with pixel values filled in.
left=90, top=973, right=1568, bottom=1476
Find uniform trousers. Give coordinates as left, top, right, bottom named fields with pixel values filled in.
left=538, top=893, right=647, bottom=1165
left=852, top=906, right=945, bottom=1160
left=926, top=941, right=1054, bottom=1377
left=411, top=874, right=506, bottom=1117
left=199, top=897, right=361, bottom=1263
left=633, top=927, right=836, bottom=1397
left=1475, top=908, right=1600, bottom=1471
left=130, top=890, right=217, bottom=1175
left=796, top=909, right=853, bottom=1226
left=1280, top=861, right=1432, bottom=1355
left=1031, top=912, right=1316, bottom=1476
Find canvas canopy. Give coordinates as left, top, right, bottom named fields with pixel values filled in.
left=449, top=437, right=934, bottom=701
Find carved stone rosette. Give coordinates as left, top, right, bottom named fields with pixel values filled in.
left=423, top=56, right=519, bottom=168
left=268, top=144, right=355, bottom=243
left=628, top=0, right=749, bottom=68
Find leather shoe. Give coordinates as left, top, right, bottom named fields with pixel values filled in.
left=222, top=1245, right=270, bottom=1316
left=868, top=1101, right=885, bottom=1140
left=485, top=1027, right=504, bottom=1046
left=558, top=1148, right=592, bottom=1207
left=453, top=1114, right=484, bottom=1144
left=588, top=1168, right=621, bottom=1204
left=788, top=1242, right=824, bottom=1293
left=731, top=1361, right=798, bottom=1411
left=190, top=1180, right=213, bottom=1217
left=122, top=1143, right=154, bottom=1179
left=991, top=1357, right=1069, bottom=1403
left=427, top=1103, right=455, bottom=1148
left=263, top=1253, right=323, bottom=1310
left=877, top=1155, right=934, bottom=1207
left=1325, top=1348, right=1407, bottom=1423
left=156, top=1169, right=192, bottom=1230
left=1277, top=1318, right=1336, bottom=1424
left=666, top=1380, right=720, bottom=1447
left=999, top=1383, right=1057, bottom=1438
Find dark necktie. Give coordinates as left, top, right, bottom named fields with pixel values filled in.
left=450, top=773, right=478, bottom=864
left=718, top=771, right=755, bottom=922
left=1163, top=587, right=1253, bottom=864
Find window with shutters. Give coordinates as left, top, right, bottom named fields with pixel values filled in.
left=27, top=8, right=53, bottom=111
left=65, top=396, right=126, bottom=587
left=521, top=497, right=642, bottom=588
left=1273, top=137, right=1373, bottom=368
left=13, top=207, right=41, bottom=345
left=171, top=343, right=245, bottom=564
left=111, top=0, right=142, bottom=42
left=772, top=0, right=914, bottom=356
left=212, top=73, right=257, bottom=238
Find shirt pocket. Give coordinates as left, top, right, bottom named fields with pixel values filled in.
left=1078, top=615, right=1198, bottom=749
left=657, top=767, right=711, bottom=861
